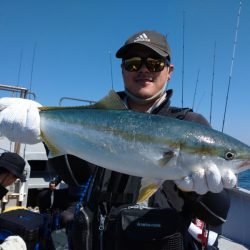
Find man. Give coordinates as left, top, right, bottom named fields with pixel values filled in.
left=0, top=152, right=26, bottom=200
left=0, top=30, right=236, bottom=249
left=99, top=30, right=231, bottom=250
left=115, top=30, right=236, bottom=194
left=0, top=152, right=27, bottom=250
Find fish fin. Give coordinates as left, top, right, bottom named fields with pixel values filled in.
left=137, top=178, right=163, bottom=203
left=39, top=106, right=55, bottom=111
left=87, top=90, right=127, bottom=110
left=158, top=151, right=175, bottom=167
left=39, top=106, right=72, bottom=111
left=41, top=132, right=63, bottom=158
left=39, top=90, right=127, bottom=111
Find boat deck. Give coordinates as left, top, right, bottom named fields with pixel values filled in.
left=219, top=187, right=250, bottom=250
left=219, top=236, right=249, bottom=250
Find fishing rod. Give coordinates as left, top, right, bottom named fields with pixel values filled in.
left=11, top=50, right=23, bottom=98
left=181, top=11, right=185, bottom=108
left=192, top=70, right=200, bottom=111
left=29, top=42, right=37, bottom=94
left=196, top=91, right=206, bottom=113
left=17, top=50, right=23, bottom=88
left=109, top=50, right=114, bottom=90
left=209, top=42, right=216, bottom=125
left=221, top=1, right=242, bottom=132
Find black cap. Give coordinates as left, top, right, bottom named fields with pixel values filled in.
left=0, top=152, right=26, bottom=182
left=116, top=30, right=171, bottom=60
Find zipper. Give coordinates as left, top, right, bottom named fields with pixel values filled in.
left=80, top=206, right=92, bottom=250
left=99, top=213, right=106, bottom=250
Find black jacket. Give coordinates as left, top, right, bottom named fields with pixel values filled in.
left=49, top=90, right=230, bottom=250
left=0, top=184, right=8, bottom=200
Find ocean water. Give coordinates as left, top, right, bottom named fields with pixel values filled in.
left=238, top=169, right=250, bottom=190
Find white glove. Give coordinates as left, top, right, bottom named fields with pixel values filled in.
left=188, top=221, right=218, bottom=246
left=174, top=164, right=237, bottom=194
left=0, top=235, right=27, bottom=250
left=0, top=97, right=42, bottom=144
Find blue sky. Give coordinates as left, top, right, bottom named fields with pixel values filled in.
left=0, top=0, right=250, bottom=145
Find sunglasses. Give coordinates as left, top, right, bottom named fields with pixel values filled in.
left=123, top=56, right=170, bottom=72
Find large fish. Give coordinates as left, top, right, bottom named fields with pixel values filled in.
left=40, top=91, right=250, bottom=183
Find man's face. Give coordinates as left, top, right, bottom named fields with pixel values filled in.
left=121, top=47, right=174, bottom=100
left=0, top=172, right=17, bottom=187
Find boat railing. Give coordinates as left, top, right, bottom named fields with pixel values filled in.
left=0, top=83, right=36, bottom=99
left=59, top=96, right=96, bottom=106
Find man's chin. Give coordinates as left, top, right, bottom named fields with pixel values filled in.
left=134, top=92, right=155, bottom=100
left=126, top=86, right=156, bottom=99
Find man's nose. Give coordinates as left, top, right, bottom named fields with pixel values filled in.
left=138, top=63, right=150, bottom=72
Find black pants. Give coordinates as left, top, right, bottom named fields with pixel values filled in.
left=38, top=188, right=81, bottom=250
left=37, top=188, right=78, bottom=227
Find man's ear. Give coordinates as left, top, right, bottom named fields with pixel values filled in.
left=121, top=64, right=125, bottom=75
left=167, top=64, right=174, bottom=81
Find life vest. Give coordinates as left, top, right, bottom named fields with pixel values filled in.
left=85, top=91, right=194, bottom=250
left=89, top=90, right=193, bottom=212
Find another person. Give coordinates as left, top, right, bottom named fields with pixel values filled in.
left=38, top=175, right=83, bottom=249
left=38, top=154, right=95, bottom=227
left=38, top=175, right=84, bottom=227
left=0, top=152, right=27, bottom=250
left=0, top=30, right=236, bottom=249
left=0, top=152, right=26, bottom=200
left=38, top=154, right=95, bottom=250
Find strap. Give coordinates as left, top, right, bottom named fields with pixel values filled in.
left=156, top=105, right=192, bottom=120
left=90, top=171, right=139, bottom=207
left=91, top=191, right=134, bottom=204
left=64, top=154, right=80, bottom=187
left=75, top=174, right=94, bottom=213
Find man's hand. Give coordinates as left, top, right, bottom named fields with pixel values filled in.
left=0, top=97, right=42, bottom=144
left=174, top=164, right=237, bottom=194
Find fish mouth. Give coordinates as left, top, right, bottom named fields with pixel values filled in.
left=238, top=159, right=250, bottom=170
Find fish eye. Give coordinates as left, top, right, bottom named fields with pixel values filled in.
left=224, top=150, right=236, bottom=160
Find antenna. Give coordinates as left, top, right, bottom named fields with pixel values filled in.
left=196, top=91, right=206, bottom=112
left=209, top=42, right=216, bottom=125
left=29, top=42, right=37, bottom=93
left=221, top=1, right=242, bottom=132
left=181, top=11, right=185, bottom=108
left=17, top=50, right=23, bottom=87
left=109, top=51, right=114, bottom=90
left=12, top=50, right=23, bottom=97
left=192, top=70, right=200, bottom=110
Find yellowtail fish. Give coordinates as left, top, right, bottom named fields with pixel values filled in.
left=40, top=91, right=250, bottom=182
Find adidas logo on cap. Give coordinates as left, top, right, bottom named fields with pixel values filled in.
left=116, top=30, right=171, bottom=59
left=134, top=33, right=150, bottom=42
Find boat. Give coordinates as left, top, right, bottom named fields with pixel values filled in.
left=219, top=187, right=250, bottom=249
left=0, top=83, right=249, bottom=249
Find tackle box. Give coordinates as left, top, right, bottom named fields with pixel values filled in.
left=0, top=209, right=44, bottom=249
